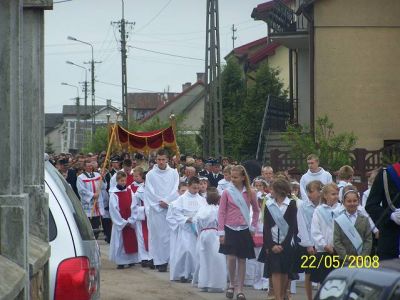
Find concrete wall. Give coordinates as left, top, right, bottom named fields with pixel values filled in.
left=268, top=46, right=290, bottom=92
left=313, top=0, right=400, bottom=149
left=0, top=1, right=51, bottom=299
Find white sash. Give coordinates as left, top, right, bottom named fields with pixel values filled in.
left=319, top=206, right=335, bottom=227
left=335, top=214, right=363, bottom=255
left=226, top=183, right=250, bottom=227
left=302, top=203, right=315, bottom=232
left=266, top=200, right=289, bottom=241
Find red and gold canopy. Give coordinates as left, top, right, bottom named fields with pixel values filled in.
left=111, top=124, right=179, bottom=154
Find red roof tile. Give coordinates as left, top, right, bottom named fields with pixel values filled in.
left=248, top=41, right=281, bottom=65
left=233, top=37, right=269, bottom=56
left=127, top=92, right=177, bottom=110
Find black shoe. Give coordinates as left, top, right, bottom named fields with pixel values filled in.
left=141, top=260, right=149, bottom=268
left=180, top=277, right=188, bottom=283
left=117, top=265, right=124, bottom=269
left=149, top=260, right=155, bottom=269
left=158, top=263, right=168, bottom=272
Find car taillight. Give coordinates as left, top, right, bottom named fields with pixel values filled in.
left=55, top=257, right=97, bottom=300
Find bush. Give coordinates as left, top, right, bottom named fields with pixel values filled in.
left=284, top=115, right=357, bottom=172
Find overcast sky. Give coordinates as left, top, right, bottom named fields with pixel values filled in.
left=45, top=0, right=267, bottom=113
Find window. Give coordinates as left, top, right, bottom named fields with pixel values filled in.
left=319, top=279, right=347, bottom=300
left=49, top=209, right=57, bottom=242
left=389, top=285, right=400, bottom=300
left=348, top=281, right=383, bottom=300
left=46, top=161, right=94, bottom=241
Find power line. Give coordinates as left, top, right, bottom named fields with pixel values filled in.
left=128, top=45, right=204, bottom=61
left=136, top=0, right=173, bottom=33
left=96, top=80, right=159, bottom=93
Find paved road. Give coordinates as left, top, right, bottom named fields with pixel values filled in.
left=99, top=240, right=308, bottom=300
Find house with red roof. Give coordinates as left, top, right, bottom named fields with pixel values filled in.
left=140, top=74, right=205, bottom=133
left=127, top=91, right=178, bottom=122
left=225, top=36, right=289, bottom=91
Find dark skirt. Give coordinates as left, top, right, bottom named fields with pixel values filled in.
left=219, top=226, right=255, bottom=259
left=295, top=245, right=313, bottom=274
left=310, top=252, right=334, bottom=283
left=258, top=245, right=295, bottom=276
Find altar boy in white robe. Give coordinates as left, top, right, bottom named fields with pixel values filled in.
left=109, top=171, right=139, bottom=269
left=167, top=176, right=207, bottom=282
left=192, top=187, right=227, bottom=292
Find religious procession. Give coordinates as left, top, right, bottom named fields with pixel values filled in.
left=47, top=115, right=400, bottom=300
left=2, top=0, right=400, bottom=300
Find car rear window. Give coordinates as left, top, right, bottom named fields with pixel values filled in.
left=49, top=209, right=57, bottom=242
left=45, top=161, right=95, bottom=241
left=348, top=281, right=383, bottom=300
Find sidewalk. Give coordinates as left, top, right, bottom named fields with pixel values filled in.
left=99, top=240, right=308, bottom=300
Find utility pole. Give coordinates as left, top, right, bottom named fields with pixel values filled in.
left=66, top=60, right=89, bottom=138
left=82, top=80, right=88, bottom=133
left=75, top=95, right=81, bottom=149
left=204, top=0, right=224, bottom=158
left=112, top=0, right=135, bottom=128
left=67, top=36, right=101, bottom=137
left=231, top=24, right=237, bottom=49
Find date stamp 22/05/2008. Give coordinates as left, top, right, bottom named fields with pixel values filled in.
left=301, top=255, right=380, bottom=269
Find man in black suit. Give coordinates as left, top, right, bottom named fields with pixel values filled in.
left=207, top=159, right=224, bottom=188
left=105, top=155, right=121, bottom=191
left=366, top=162, right=400, bottom=260
left=103, top=155, right=121, bottom=243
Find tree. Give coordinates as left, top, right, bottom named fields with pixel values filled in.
left=284, top=115, right=358, bottom=172
left=237, top=63, right=286, bottom=160
left=82, top=127, right=109, bottom=154
left=45, top=137, right=55, bottom=154
left=221, top=58, right=246, bottom=159
left=81, top=115, right=202, bottom=156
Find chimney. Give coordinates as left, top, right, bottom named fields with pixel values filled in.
left=182, top=82, right=191, bottom=92
left=196, top=72, right=205, bottom=83
left=106, top=99, right=111, bottom=107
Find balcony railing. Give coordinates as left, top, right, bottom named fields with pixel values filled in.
left=253, top=0, right=308, bottom=34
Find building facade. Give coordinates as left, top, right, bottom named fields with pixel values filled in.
left=254, top=0, right=400, bottom=150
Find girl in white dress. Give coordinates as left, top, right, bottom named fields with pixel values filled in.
left=193, top=187, right=227, bottom=292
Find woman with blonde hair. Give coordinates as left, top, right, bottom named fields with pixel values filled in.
left=218, top=165, right=260, bottom=300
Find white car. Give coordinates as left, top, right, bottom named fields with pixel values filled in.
left=45, top=161, right=101, bottom=300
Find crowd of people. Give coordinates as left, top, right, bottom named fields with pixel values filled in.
left=50, top=149, right=400, bottom=300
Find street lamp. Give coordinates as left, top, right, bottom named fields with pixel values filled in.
left=66, top=60, right=89, bottom=134
left=61, top=82, right=81, bottom=150
left=67, top=36, right=96, bottom=136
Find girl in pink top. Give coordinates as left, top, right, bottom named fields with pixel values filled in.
left=218, top=165, right=260, bottom=300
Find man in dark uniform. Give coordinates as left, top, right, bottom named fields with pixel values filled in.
left=103, top=155, right=121, bottom=243
left=105, top=155, right=121, bottom=191
left=366, top=162, right=400, bottom=260
left=206, top=159, right=224, bottom=188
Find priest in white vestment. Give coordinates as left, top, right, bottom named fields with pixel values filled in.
left=144, top=149, right=180, bottom=271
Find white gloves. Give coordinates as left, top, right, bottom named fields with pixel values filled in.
left=390, top=209, right=400, bottom=225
